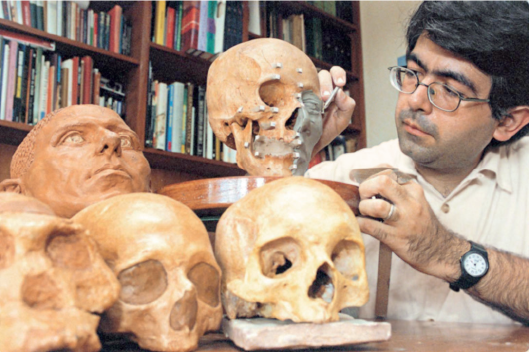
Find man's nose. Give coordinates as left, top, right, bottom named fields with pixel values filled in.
left=99, top=132, right=122, bottom=157
left=407, top=82, right=433, bottom=114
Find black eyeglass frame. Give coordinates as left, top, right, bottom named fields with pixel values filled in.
left=388, top=66, right=490, bottom=112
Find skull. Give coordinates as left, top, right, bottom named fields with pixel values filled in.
left=0, top=193, right=120, bottom=352
left=215, top=177, right=368, bottom=323
left=73, top=193, right=223, bottom=352
left=207, top=38, right=323, bottom=177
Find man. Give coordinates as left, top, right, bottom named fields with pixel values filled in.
left=0, top=105, right=151, bottom=218
left=309, top=1, right=529, bottom=325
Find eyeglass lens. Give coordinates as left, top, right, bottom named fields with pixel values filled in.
left=390, top=67, right=460, bottom=111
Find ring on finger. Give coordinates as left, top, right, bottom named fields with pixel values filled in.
left=383, top=203, right=396, bottom=222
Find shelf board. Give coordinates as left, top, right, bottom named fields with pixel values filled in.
left=143, top=148, right=246, bottom=178
left=280, top=1, right=358, bottom=33
left=0, top=120, right=32, bottom=146
left=0, top=19, right=139, bottom=75
left=150, top=43, right=212, bottom=86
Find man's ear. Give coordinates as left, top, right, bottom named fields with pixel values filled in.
left=493, top=106, right=529, bottom=142
left=0, top=178, right=24, bottom=193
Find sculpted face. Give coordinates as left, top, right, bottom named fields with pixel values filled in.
left=20, top=105, right=151, bottom=218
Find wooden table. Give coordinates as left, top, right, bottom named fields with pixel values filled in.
left=101, top=320, right=529, bottom=352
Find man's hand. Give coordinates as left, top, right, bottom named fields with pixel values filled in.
left=313, top=66, right=356, bottom=157
left=356, top=172, right=469, bottom=282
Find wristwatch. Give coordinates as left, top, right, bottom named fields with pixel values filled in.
left=449, top=241, right=489, bottom=292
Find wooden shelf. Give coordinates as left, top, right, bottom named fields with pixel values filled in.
left=0, top=120, right=31, bottom=146
left=143, top=148, right=245, bottom=178
left=150, top=43, right=211, bottom=86
left=0, top=18, right=139, bottom=77
left=277, top=1, right=358, bottom=32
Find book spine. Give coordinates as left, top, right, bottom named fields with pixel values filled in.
left=0, top=42, right=10, bottom=121
left=21, top=0, right=31, bottom=27
left=26, top=48, right=36, bottom=124
left=197, top=0, right=208, bottom=52
left=196, top=85, right=205, bottom=157
left=154, top=82, right=168, bottom=150
left=154, top=0, right=166, bottom=45
left=166, top=6, right=175, bottom=49
left=174, top=1, right=183, bottom=51
left=184, top=83, right=194, bottom=154
left=38, top=56, right=48, bottom=120
left=166, top=83, right=174, bottom=151
left=181, top=2, right=200, bottom=52
left=81, top=56, right=93, bottom=104
left=32, top=48, right=42, bottom=122
left=144, top=62, right=154, bottom=148
left=171, top=81, right=184, bottom=153
left=181, top=84, right=187, bottom=153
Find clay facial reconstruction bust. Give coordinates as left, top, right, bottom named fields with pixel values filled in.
left=73, top=193, right=223, bottom=352
left=207, top=38, right=323, bottom=177
left=215, top=176, right=369, bottom=323
left=0, top=104, right=151, bottom=218
left=0, top=193, right=120, bottom=352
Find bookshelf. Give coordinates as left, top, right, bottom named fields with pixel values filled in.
left=0, top=1, right=366, bottom=191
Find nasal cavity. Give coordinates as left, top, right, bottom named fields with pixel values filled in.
left=308, top=263, right=334, bottom=303
left=170, top=290, right=198, bottom=331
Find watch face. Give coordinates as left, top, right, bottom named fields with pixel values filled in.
left=464, top=253, right=488, bottom=277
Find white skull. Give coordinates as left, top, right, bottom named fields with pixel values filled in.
left=215, top=177, right=368, bottom=323
left=73, top=193, right=223, bottom=352
left=207, top=38, right=323, bottom=177
left=0, top=193, right=120, bottom=352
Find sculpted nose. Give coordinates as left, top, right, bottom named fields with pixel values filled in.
left=99, top=133, right=122, bottom=157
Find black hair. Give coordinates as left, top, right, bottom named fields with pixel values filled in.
left=407, top=1, right=529, bottom=146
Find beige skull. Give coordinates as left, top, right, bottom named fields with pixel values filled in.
left=73, top=193, right=223, bottom=352
left=215, top=177, right=368, bottom=323
left=207, top=38, right=323, bottom=177
left=0, top=194, right=120, bottom=352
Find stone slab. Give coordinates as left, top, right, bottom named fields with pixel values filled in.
left=221, top=313, right=391, bottom=351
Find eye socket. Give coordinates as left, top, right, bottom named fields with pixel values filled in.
left=120, top=135, right=133, bottom=148
left=187, top=262, right=220, bottom=307
left=260, top=237, right=300, bottom=278
left=61, top=132, right=85, bottom=145
left=118, top=259, right=168, bottom=305
left=332, top=240, right=362, bottom=281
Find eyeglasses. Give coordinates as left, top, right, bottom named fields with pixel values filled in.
left=388, top=66, right=490, bottom=112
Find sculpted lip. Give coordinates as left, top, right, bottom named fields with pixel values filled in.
left=92, top=165, right=130, bottom=178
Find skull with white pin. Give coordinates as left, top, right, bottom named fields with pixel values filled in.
left=207, top=38, right=324, bottom=176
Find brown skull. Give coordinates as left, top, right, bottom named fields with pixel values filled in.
left=215, top=177, right=369, bottom=323
left=0, top=194, right=120, bottom=352
left=207, top=38, right=323, bottom=177
left=73, top=193, right=223, bottom=352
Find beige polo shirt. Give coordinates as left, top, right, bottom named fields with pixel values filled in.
left=306, top=137, right=529, bottom=324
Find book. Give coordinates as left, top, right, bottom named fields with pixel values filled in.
left=46, top=64, right=55, bottom=114
left=195, top=85, right=206, bottom=157
left=145, top=62, right=154, bottom=148
left=38, top=56, right=48, bottom=120
left=25, top=48, right=36, bottom=124
left=290, top=14, right=305, bottom=52
left=13, top=44, right=27, bottom=123
left=154, top=0, right=166, bottom=45
left=170, top=81, right=185, bottom=153
left=150, top=80, right=159, bottom=147
left=206, top=1, right=216, bottom=54
left=165, top=5, right=176, bottom=49
left=21, top=0, right=31, bottom=27
left=32, top=48, right=42, bottom=123
left=1, top=1, right=11, bottom=21
left=35, top=0, right=43, bottom=31
left=154, top=82, right=168, bottom=150
left=197, top=0, right=209, bottom=52
left=0, top=42, right=10, bottom=121
left=60, top=67, right=69, bottom=108
left=166, top=83, right=174, bottom=151
left=181, top=84, right=187, bottom=153
left=248, top=0, right=261, bottom=35
left=61, top=58, right=73, bottom=106
left=174, top=1, right=183, bottom=50
left=181, top=1, right=200, bottom=52
left=29, top=0, right=37, bottom=28
left=4, top=40, right=18, bottom=122
left=81, top=55, right=93, bottom=104
left=46, top=0, right=57, bottom=35
left=214, top=0, right=226, bottom=54
left=184, top=82, right=194, bottom=154
left=56, top=0, right=63, bottom=36
left=0, top=28, right=55, bottom=51
left=92, top=68, right=100, bottom=104
left=108, top=5, right=122, bottom=53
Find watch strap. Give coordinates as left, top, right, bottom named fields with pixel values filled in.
left=449, top=241, right=489, bottom=292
